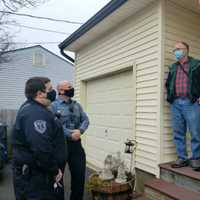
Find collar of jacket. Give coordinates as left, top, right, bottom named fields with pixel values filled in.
left=170, top=57, right=200, bottom=73
left=57, top=96, right=73, bottom=104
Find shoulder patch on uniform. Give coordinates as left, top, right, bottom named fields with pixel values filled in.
left=34, top=120, right=47, bottom=134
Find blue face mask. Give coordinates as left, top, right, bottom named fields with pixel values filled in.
left=174, top=50, right=185, bottom=60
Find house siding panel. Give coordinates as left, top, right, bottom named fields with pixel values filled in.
left=0, top=46, right=74, bottom=110
left=75, top=3, right=160, bottom=175
left=163, top=1, right=200, bottom=162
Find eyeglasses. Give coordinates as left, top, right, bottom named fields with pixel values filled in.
left=172, top=47, right=186, bottom=53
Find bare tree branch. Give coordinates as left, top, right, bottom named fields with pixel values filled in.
left=1, top=0, right=47, bottom=11
left=0, top=31, right=13, bottom=63
left=0, top=0, right=48, bottom=64
left=0, top=12, right=15, bottom=63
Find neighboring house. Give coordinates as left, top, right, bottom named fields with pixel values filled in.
left=59, top=0, right=200, bottom=180
left=0, top=45, right=74, bottom=110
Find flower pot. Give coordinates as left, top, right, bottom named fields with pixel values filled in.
left=88, top=173, right=134, bottom=200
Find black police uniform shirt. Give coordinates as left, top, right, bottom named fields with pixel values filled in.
left=12, top=99, right=66, bottom=175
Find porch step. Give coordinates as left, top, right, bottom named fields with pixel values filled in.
left=131, top=192, right=148, bottom=200
left=135, top=195, right=148, bottom=200
left=160, top=162, right=200, bottom=192
left=132, top=192, right=147, bottom=199
left=144, top=178, right=200, bottom=200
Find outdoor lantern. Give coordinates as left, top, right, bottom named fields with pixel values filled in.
left=124, top=139, right=135, bottom=154
left=124, top=139, right=136, bottom=172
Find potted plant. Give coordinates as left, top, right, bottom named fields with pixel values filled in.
left=86, top=152, right=135, bottom=200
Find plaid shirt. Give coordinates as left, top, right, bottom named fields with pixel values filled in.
left=175, top=61, right=190, bottom=97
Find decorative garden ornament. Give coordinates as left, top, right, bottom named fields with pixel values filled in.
left=99, top=154, right=114, bottom=180
left=111, top=151, right=121, bottom=172
left=115, top=161, right=127, bottom=183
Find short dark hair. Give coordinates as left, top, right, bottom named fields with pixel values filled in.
left=25, top=77, right=50, bottom=99
left=180, top=41, right=189, bottom=51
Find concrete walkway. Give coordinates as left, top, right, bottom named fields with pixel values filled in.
left=0, top=163, right=93, bottom=200
left=64, top=165, right=93, bottom=200
left=0, top=164, right=15, bottom=200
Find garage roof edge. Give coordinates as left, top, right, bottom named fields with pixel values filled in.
left=58, top=0, right=128, bottom=51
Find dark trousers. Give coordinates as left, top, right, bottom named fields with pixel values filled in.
left=67, top=140, right=86, bottom=200
left=13, top=166, right=61, bottom=200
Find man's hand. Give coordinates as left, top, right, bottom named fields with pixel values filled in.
left=71, top=129, right=81, bottom=141
left=55, top=168, right=63, bottom=183
left=197, top=98, right=200, bottom=104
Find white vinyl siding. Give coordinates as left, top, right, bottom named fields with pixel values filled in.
left=85, top=70, right=134, bottom=168
left=75, top=2, right=160, bottom=175
left=163, top=0, right=200, bottom=162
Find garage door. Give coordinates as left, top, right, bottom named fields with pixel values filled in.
left=85, top=70, right=134, bottom=169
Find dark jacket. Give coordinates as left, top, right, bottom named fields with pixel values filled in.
left=12, top=100, right=66, bottom=175
left=166, top=57, right=200, bottom=104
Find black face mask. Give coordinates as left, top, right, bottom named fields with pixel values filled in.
left=46, top=89, right=56, bottom=102
left=64, top=88, right=74, bottom=98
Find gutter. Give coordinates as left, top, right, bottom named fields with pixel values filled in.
left=60, top=48, right=75, bottom=63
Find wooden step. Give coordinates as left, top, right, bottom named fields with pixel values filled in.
left=131, top=192, right=146, bottom=199
left=131, top=192, right=148, bottom=200
left=160, top=162, right=200, bottom=192
left=135, top=195, right=148, bottom=200
left=145, top=178, right=200, bottom=200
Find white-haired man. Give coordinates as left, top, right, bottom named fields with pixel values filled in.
left=51, top=80, right=89, bottom=200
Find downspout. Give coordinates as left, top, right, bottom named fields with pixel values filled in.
left=60, top=47, right=75, bottom=63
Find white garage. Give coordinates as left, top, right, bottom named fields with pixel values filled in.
left=59, top=0, right=200, bottom=176
left=85, top=70, right=134, bottom=168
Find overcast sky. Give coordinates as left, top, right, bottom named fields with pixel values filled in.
left=6, top=0, right=110, bottom=58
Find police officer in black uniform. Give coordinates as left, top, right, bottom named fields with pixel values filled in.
left=12, top=77, right=67, bottom=200
left=52, top=80, right=89, bottom=200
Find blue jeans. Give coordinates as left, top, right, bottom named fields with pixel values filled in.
left=171, top=97, right=200, bottom=160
